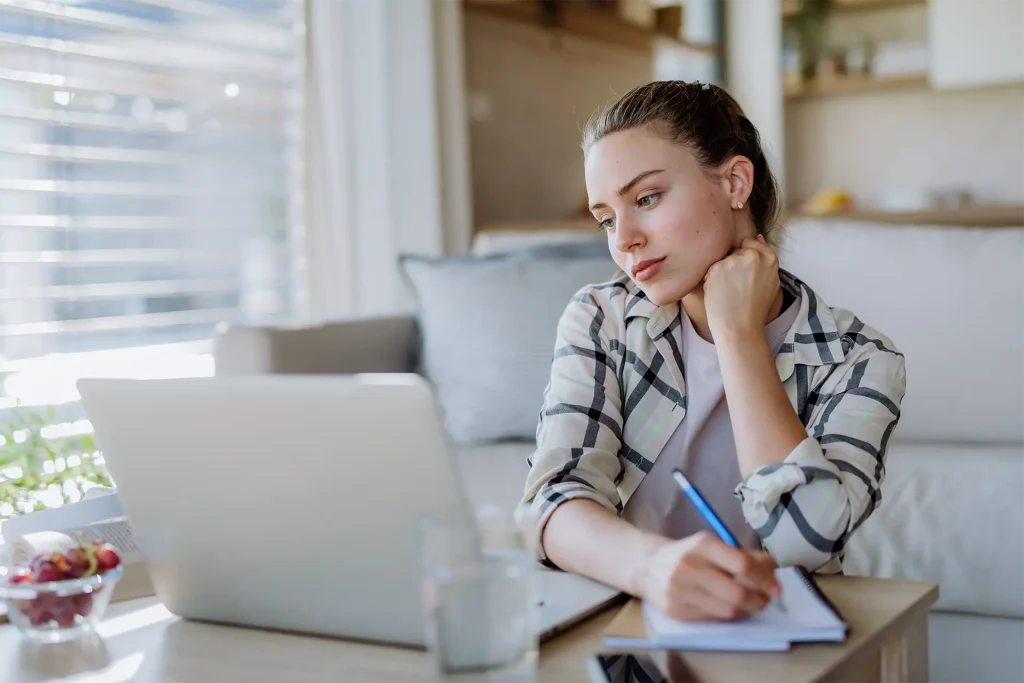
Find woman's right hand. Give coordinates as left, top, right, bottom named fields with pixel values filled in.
left=639, top=531, right=781, bottom=621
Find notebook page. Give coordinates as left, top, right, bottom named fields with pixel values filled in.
left=775, top=567, right=844, bottom=628
left=604, top=632, right=791, bottom=652
left=643, top=567, right=844, bottom=644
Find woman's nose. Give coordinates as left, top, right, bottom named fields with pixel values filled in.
left=615, top=217, right=645, bottom=252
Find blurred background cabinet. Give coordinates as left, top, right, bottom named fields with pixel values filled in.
left=463, top=0, right=725, bottom=228
left=929, top=0, right=1024, bottom=89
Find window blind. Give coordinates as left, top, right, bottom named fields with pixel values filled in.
left=0, top=0, right=306, bottom=512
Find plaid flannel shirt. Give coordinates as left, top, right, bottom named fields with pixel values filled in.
left=520, top=269, right=906, bottom=573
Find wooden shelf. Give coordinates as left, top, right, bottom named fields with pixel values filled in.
left=787, top=204, right=1024, bottom=227
left=464, top=0, right=718, bottom=55
left=785, top=73, right=929, bottom=100
left=475, top=205, right=1024, bottom=238
left=783, top=0, right=925, bottom=19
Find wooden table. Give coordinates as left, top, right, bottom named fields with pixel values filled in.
left=0, top=576, right=937, bottom=683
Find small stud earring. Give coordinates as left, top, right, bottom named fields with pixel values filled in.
left=736, top=201, right=744, bottom=210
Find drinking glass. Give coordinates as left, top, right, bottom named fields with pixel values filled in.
left=419, top=509, right=537, bottom=683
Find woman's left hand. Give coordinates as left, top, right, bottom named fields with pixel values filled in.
left=703, top=236, right=781, bottom=340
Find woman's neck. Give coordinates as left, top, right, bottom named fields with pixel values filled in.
left=681, top=282, right=785, bottom=344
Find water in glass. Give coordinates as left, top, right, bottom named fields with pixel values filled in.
left=420, top=515, right=537, bottom=683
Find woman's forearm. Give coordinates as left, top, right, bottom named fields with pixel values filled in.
left=541, top=498, right=667, bottom=596
left=716, top=331, right=808, bottom=478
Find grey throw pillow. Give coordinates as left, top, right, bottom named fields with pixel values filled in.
left=400, top=249, right=617, bottom=445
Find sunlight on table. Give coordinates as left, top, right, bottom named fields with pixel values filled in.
left=97, top=604, right=174, bottom=640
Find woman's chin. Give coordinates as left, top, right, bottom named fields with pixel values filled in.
left=637, top=276, right=699, bottom=306
left=637, top=282, right=685, bottom=306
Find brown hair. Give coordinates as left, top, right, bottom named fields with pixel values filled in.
left=583, top=81, right=781, bottom=240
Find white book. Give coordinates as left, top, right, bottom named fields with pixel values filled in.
left=604, top=567, right=847, bottom=652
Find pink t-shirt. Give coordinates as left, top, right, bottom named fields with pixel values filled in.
left=622, top=296, right=801, bottom=549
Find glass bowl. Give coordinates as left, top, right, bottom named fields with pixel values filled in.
left=0, top=564, right=124, bottom=643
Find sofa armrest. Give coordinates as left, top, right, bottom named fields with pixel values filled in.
left=214, top=314, right=418, bottom=375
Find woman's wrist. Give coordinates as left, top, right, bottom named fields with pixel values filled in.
left=713, top=325, right=768, bottom=357
left=627, top=532, right=670, bottom=598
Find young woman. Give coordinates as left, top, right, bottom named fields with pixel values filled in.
left=520, top=81, right=906, bottom=623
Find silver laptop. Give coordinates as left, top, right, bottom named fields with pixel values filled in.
left=77, top=375, right=620, bottom=647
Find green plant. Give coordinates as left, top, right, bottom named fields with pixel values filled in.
left=0, top=407, right=112, bottom=521
left=793, top=0, right=832, bottom=80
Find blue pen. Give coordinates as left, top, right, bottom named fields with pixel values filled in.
left=672, top=469, right=786, bottom=613
left=671, top=469, right=740, bottom=547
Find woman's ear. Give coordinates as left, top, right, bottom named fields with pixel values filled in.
left=721, top=155, right=754, bottom=209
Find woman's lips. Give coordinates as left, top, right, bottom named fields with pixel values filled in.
left=633, top=257, right=666, bottom=283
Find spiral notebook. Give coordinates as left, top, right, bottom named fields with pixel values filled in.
left=604, top=567, right=847, bottom=652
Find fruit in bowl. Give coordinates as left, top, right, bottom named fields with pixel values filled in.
left=0, top=539, right=124, bottom=643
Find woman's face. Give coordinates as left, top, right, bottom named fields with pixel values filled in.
left=584, top=126, right=745, bottom=306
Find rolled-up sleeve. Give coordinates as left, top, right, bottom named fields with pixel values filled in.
left=517, top=290, right=625, bottom=565
left=735, top=347, right=907, bottom=571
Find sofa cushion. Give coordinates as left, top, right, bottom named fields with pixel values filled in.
left=844, top=442, right=1024, bottom=618
left=454, top=442, right=533, bottom=515
left=779, top=219, right=1024, bottom=443
left=400, top=251, right=615, bottom=444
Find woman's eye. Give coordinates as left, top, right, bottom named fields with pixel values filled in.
left=638, top=193, right=660, bottom=208
left=598, top=217, right=615, bottom=232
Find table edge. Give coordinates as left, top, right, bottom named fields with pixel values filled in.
left=816, top=579, right=939, bottom=680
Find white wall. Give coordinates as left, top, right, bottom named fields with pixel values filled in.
left=930, top=0, right=1024, bottom=89
left=785, top=84, right=1024, bottom=207
left=724, top=0, right=785, bottom=195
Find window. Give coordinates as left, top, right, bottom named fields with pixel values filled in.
left=0, top=0, right=306, bottom=516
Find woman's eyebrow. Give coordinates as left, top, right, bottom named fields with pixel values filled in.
left=588, top=169, right=665, bottom=211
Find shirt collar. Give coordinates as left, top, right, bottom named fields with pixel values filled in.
left=623, top=281, right=678, bottom=339
left=778, top=268, right=846, bottom=370
left=622, top=269, right=846, bottom=373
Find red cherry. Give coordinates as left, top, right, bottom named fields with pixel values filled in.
left=95, top=545, right=121, bottom=572
left=53, top=597, right=78, bottom=627
left=24, top=594, right=57, bottom=626
left=31, top=552, right=70, bottom=580
left=73, top=592, right=94, bottom=617
left=32, top=592, right=58, bottom=611
left=6, top=568, right=33, bottom=585
left=29, top=552, right=51, bottom=572
left=28, top=607, right=53, bottom=627
left=34, top=561, right=62, bottom=584
left=64, top=547, right=94, bottom=579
